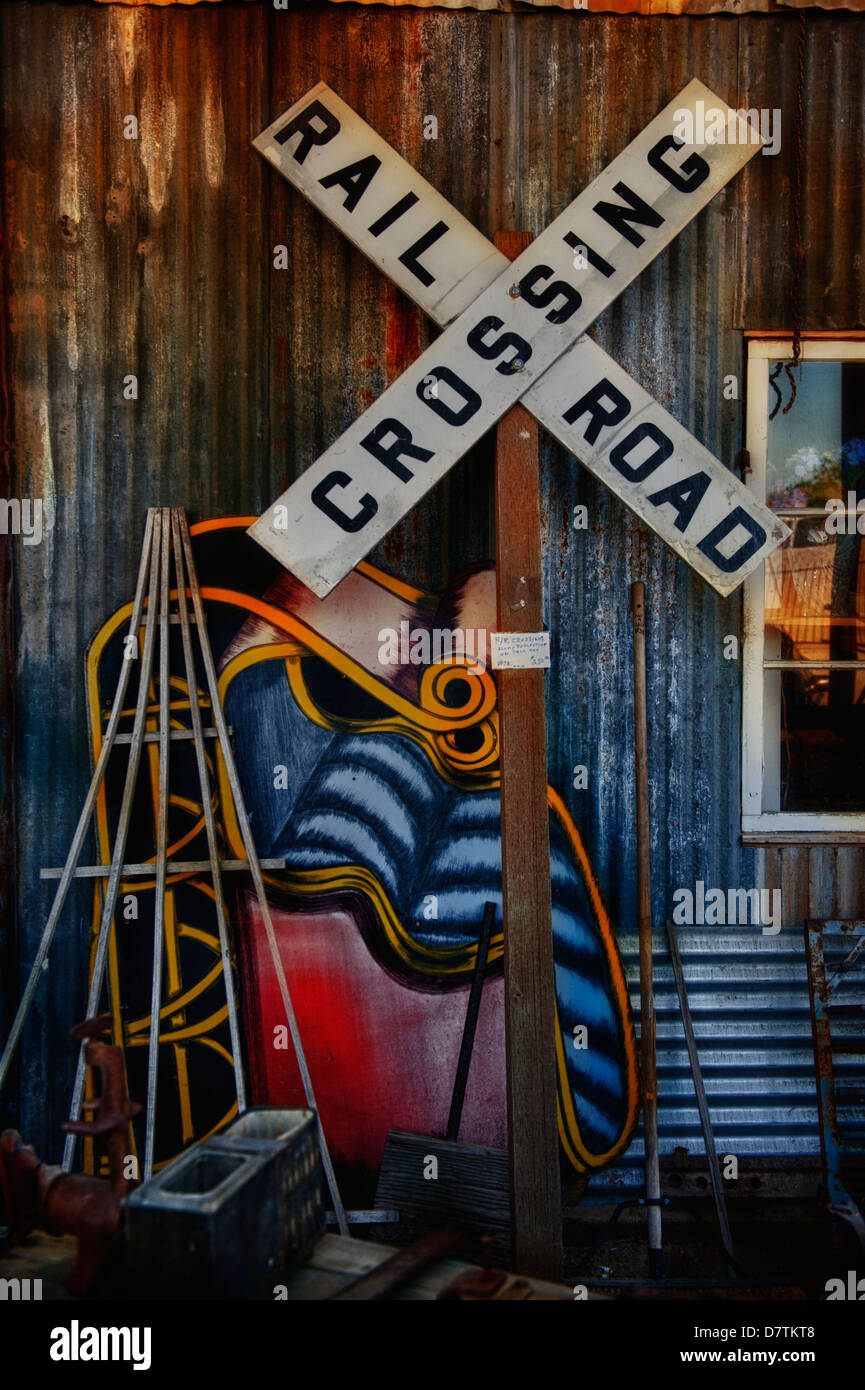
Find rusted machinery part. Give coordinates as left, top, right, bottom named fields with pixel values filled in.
left=0, top=1129, right=43, bottom=1242
left=0, top=1015, right=140, bottom=1294
left=40, top=1173, right=127, bottom=1296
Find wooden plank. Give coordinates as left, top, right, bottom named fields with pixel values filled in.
left=40, top=859, right=287, bottom=879
left=494, top=229, right=562, bottom=1283
left=374, top=1129, right=510, bottom=1262
left=294, top=1235, right=580, bottom=1301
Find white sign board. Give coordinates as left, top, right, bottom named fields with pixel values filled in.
left=490, top=632, right=552, bottom=671
left=253, top=82, right=508, bottom=327
left=251, top=81, right=788, bottom=598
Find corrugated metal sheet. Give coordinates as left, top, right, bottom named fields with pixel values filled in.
left=93, top=0, right=865, bottom=14
left=1, top=2, right=863, bottom=1184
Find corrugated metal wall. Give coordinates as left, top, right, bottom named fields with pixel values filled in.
left=1, top=2, right=863, bottom=1180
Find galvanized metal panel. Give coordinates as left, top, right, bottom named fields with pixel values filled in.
left=734, top=10, right=865, bottom=331
left=90, top=0, right=865, bottom=12
left=1, top=2, right=863, bottom=1182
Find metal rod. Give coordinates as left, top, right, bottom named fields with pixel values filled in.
left=176, top=510, right=348, bottom=1236
left=143, top=511, right=172, bottom=1180
left=805, top=919, right=845, bottom=1206
left=0, top=512, right=156, bottom=1096
left=114, top=728, right=228, bottom=744
left=41, top=859, right=287, bottom=880
left=826, top=927, right=865, bottom=996
left=171, top=510, right=247, bottom=1115
left=446, top=900, right=495, bottom=1142
left=326, top=1210, right=400, bottom=1225
left=631, top=580, right=662, bottom=1278
left=665, top=918, right=735, bottom=1271
left=64, top=511, right=164, bottom=1170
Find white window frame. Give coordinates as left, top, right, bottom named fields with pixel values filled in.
left=743, top=335, right=865, bottom=841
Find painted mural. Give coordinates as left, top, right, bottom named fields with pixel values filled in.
left=86, top=518, right=638, bottom=1197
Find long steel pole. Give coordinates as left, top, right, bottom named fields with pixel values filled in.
left=665, top=918, right=735, bottom=1271
left=143, top=511, right=172, bottom=1180
left=632, top=580, right=662, bottom=1278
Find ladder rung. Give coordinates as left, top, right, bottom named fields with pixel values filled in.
left=115, top=728, right=231, bottom=744
left=168, top=614, right=197, bottom=624
left=41, top=858, right=287, bottom=879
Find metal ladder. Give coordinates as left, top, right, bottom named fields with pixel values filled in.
left=0, top=507, right=347, bottom=1231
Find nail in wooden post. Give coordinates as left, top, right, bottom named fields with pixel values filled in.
left=494, top=230, right=563, bottom=1281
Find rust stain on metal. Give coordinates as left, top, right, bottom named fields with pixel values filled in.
left=385, top=280, right=422, bottom=387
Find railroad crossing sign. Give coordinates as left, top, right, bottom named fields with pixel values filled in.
left=249, top=79, right=789, bottom=598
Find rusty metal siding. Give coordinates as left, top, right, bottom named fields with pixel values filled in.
left=1, top=3, right=863, bottom=1171
left=734, top=10, right=865, bottom=332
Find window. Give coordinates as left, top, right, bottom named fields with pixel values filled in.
left=743, top=337, right=865, bottom=840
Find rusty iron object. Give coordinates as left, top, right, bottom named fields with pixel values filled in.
left=804, top=919, right=865, bottom=1252
left=0, top=1014, right=140, bottom=1294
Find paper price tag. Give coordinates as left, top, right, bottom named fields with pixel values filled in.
left=489, top=631, right=551, bottom=670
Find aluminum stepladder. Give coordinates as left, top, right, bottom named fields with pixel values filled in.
left=0, top=507, right=347, bottom=1232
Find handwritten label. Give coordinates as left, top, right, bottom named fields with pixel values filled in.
left=489, top=631, right=551, bottom=670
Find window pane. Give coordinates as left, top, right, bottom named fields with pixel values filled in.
left=766, top=361, right=865, bottom=511
left=763, top=667, right=865, bottom=812
left=764, top=519, right=865, bottom=662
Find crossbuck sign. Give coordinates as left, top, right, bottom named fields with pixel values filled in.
left=249, top=80, right=789, bottom=598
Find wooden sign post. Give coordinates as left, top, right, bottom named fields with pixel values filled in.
left=242, top=80, right=788, bottom=1271
left=494, top=234, right=563, bottom=1281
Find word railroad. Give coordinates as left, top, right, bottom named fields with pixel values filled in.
left=249, top=80, right=788, bottom=598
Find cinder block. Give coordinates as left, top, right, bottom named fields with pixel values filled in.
left=122, top=1108, right=325, bottom=1299
left=216, top=1108, right=325, bottom=1270
left=122, top=1143, right=280, bottom=1299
